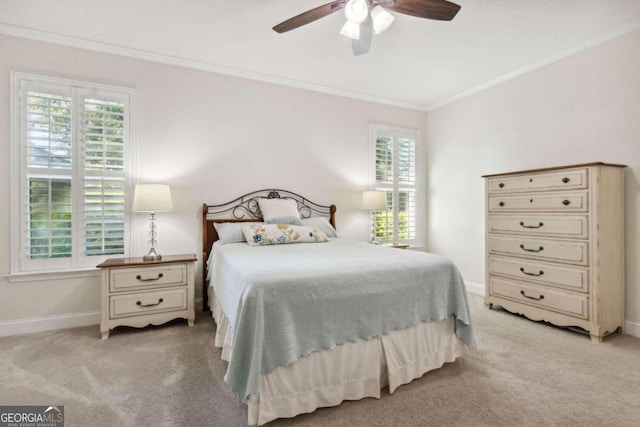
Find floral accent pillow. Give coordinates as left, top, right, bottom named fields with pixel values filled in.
left=242, top=224, right=329, bottom=246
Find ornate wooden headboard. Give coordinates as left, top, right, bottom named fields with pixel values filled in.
left=202, top=189, right=337, bottom=311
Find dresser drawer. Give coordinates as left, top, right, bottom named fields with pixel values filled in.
left=489, top=235, right=588, bottom=265
left=489, top=191, right=588, bottom=212
left=489, top=277, right=588, bottom=319
left=488, top=215, right=588, bottom=238
left=110, top=288, right=187, bottom=318
left=489, top=256, right=588, bottom=293
left=488, top=168, right=588, bottom=194
left=110, top=264, right=187, bottom=292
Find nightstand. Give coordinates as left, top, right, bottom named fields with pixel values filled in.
left=97, top=253, right=197, bottom=339
left=390, top=244, right=410, bottom=249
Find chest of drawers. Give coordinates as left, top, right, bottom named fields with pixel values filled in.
left=98, top=254, right=197, bottom=339
left=483, top=163, right=626, bottom=342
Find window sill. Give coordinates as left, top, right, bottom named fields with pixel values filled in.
left=5, top=268, right=100, bottom=283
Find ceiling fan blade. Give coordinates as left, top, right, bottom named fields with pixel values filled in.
left=352, top=16, right=373, bottom=56
left=273, top=0, right=346, bottom=33
left=387, top=0, right=460, bottom=21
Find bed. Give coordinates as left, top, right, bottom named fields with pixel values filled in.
left=202, top=189, right=475, bottom=425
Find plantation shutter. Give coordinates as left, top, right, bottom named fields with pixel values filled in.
left=396, top=137, right=416, bottom=240
left=82, top=97, right=126, bottom=257
left=371, top=125, right=418, bottom=244
left=23, top=86, right=74, bottom=267
left=14, top=74, right=133, bottom=273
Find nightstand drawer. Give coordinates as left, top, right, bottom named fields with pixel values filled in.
left=110, top=264, right=187, bottom=292
left=110, top=288, right=187, bottom=318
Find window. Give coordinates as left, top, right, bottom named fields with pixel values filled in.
left=10, top=73, right=135, bottom=274
left=370, top=124, right=419, bottom=245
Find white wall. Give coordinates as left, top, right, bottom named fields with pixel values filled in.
left=426, top=29, right=640, bottom=335
left=0, top=35, right=427, bottom=330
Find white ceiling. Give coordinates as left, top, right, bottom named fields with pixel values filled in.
left=1, top=0, right=640, bottom=110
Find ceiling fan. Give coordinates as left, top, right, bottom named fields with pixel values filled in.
left=273, top=0, right=461, bottom=56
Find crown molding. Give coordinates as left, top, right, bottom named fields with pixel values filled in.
left=0, top=22, right=427, bottom=112
left=3, top=18, right=638, bottom=115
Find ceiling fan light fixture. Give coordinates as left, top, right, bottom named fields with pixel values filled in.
left=371, top=6, right=394, bottom=34
left=344, top=0, right=368, bottom=24
left=340, top=20, right=360, bottom=39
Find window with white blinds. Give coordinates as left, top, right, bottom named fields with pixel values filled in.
left=370, top=124, right=419, bottom=245
left=11, top=73, right=134, bottom=273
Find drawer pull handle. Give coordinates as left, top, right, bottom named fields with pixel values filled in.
left=562, top=199, right=571, bottom=206
left=562, top=177, right=570, bottom=184
left=136, top=273, right=164, bottom=281
left=519, top=221, right=544, bottom=229
left=520, top=244, right=544, bottom=253
left=498, top=183, right=505, bottom=188
left=520, top=267, right=544, bottom=277
left=136, top=298, right=164, bottom=307
left=499, top=201, right=505, bottom=207
left=520, top=290, right=544, bottom=301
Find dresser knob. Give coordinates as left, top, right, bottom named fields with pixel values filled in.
left=499, top=201, right=505, bottom=207
left=498, top=183, right=505, bottom=188
left=562, top=177, right=570, bottom=183
left=562, top=199, right=571, bottom=206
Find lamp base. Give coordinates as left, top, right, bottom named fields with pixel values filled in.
left=142, top=247, right=162, bottom=261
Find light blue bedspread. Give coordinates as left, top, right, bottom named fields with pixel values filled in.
left=210, top=238, right=475, bottom=400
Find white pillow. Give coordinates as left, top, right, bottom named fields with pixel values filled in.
left=214, top=221, right=262, bottom=244
left=258, top=198, right=301, bottom=222
left=300, top=217, right=338, bottom=238
left=242, top=224, right=328, bottom=246
left=265, top=216, right=303, bottom=226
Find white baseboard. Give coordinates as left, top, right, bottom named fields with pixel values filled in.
left=0, top=299, right=207, bottom=338
left=624, top=319, right=640, bottom=338
left=0, top=311, right=101, bottom=338
left=464, top=280, right=485, bottom=296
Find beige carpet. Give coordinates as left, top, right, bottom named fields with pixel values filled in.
left=1, top=293, right=639, bottom=427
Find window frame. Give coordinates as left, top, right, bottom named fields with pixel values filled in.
left=9, top=72, right=136, bottom=280
left=369, top=123, right=420, bottom=246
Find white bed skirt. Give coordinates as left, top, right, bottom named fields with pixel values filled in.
left=210, top=287, right=468, bottom=425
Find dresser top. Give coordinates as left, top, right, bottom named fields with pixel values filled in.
left=97, top=253, right=197, bottom=269
left=481, top=162, right=627, bottom=178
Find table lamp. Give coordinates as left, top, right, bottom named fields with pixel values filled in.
left=362, top=190, right=387, bottom=244
left=133, top=183, right=173, bottom=260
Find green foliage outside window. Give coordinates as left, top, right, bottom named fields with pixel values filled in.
left=25, top=91, right=126, bottom=260
left=372, top=130, right=417, bottom=243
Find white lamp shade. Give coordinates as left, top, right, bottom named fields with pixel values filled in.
left=362, top=190, right=387, bottom=211
left=340, top=21, right=360, bottom=40
left=344, top=0, right=368, bottom=24
left=133, top=184, right=173, bottom=212
left=371, top=6, right=394, bottom=34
